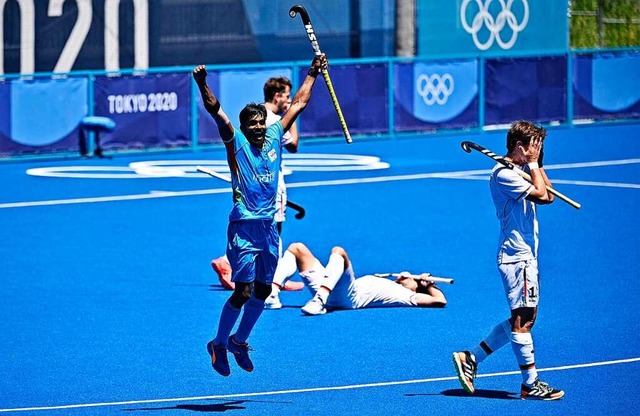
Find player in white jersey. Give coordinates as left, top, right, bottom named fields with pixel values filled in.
left=452, top=121, right=565, bottom=400
left=264, top=242, right=447, bottom=313
left=211, top=76, right=304, bottom=291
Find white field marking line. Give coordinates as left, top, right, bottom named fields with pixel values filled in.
left=3, top=157, right=640, bottom=209
left=0, top=168, right=490, bottom=209
left=1, top=357, right=639, bottom=413
left=449, top=174, right=640, bottom=189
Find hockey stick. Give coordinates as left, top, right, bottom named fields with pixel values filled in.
left=374, top=273, right=454, bottom=285
left=196, top=165, right=306, bottom=219
left=289, top=4, right=353, bottom=144
left=461, top=141, right=582, bottom=210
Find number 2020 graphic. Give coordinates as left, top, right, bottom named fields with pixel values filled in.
left=0, top=0, right=149, bottom=75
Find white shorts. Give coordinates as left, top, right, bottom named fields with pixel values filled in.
left=299, top=260, right=356, bottom=310
left=498, top=259, right=539, bottom=310
left=274, top=172, right=287, bottom=223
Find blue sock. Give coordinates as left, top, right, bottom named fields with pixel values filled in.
left=234, top=295, right=265, bottom=343
left=213, top=300, right=241, bottom=346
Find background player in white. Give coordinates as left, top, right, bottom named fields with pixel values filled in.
left=452, top=120, right=564, bottom=400
left=211, top=76, right=304, bottom=291
left=265, top=242, right=448, bottom=313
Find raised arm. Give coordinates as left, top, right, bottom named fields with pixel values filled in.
left=193, top=65, right=234, bottom=144
left=524, top=136, right=554, bottom=204
left=280, top=54, right=328, bottom=133
left=282, top=100, right=299, bottom=153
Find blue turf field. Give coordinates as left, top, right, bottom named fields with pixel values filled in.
left=1, top=123, right=639, bottom=415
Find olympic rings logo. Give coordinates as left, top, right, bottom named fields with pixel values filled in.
left=460, top=0, right=529, bottom=51
left=416, top=73, right=454, bottom=106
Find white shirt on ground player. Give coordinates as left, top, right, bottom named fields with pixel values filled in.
left=299, top=262, right=418, bottom=309
left=490, top=163, right=539, bottom=264
left=266, top=108, right=292, bottom=223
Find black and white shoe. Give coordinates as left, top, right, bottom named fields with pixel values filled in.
left=452, top=351, right=477, bottom=394
left=521, top=379, right=565, bottom=400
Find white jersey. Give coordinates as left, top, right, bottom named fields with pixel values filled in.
left=350, top=275, right=418, bottom=308
left=489, top=163, right=538, bottom=264
left=300, top=262, right=418, bottom=310
left=265, top=108, right=291, bottom=223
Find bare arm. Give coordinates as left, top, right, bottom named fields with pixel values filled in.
left=282, top=100, right=299, bottom=153
left=414, top=285, right=447, bottom=308
left=193, top=65, right=236, bottom=170
left=280, top=54, right=328, bottom=133
left=524, top=136, right=554, bottom=204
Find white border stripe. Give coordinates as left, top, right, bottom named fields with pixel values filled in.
left=1, top=357, right=639, bottom=413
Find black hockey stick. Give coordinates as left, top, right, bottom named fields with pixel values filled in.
left=461, top=141, right=581, bottom=209
left=196, top=165, right=306, bottom=219
left=289, top=4, right=352, bottom=144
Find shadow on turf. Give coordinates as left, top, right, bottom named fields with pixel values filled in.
left=406, top=389, right=519, bottom=400
left=122, top=400, right=247, bottom=412
left=123, top=398, right=293, bottom=412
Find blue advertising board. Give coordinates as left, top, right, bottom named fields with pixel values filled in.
left=418, top=0, right=568, bottom=57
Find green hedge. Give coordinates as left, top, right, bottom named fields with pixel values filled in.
left=571, top=0, right=640, bottom=48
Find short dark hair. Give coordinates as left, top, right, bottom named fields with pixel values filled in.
left=506, top=120, right=547, bottom=152
left=239, top=103, right=267, bottom=126
left=263, top=77, right=292, bottom=102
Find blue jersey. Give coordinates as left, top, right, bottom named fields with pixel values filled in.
left=228, top=122, right=283, bottom=221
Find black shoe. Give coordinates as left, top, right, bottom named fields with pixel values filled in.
left=206, top=340, right=230, bottom=376
left=521, top=379, right=565, bottom=400
left=227, top=335, right=254, bottom=372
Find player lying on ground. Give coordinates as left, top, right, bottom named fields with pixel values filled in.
left=452, top=120, right=564, bottom=401
left=194, top=54, right=327, bottom=377
left=264, top=242, right=447, bottom=314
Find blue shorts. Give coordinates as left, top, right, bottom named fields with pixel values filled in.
left=226, top=219, right=279, bottom=285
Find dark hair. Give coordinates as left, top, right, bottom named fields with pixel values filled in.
left=506, top=120, right=547, bottom=152
left=263, top=77, right=292, bottom=102
left=239, top=103, right=267, bottom=126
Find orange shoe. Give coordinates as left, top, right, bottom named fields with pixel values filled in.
left=211, top=257, right=234, bottom=290
left=283, top=281, right=304, bottom=291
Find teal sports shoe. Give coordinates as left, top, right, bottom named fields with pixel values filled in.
left=206, top=340, right=230, bottom=377
left=227, top=335, right=254, bottom=372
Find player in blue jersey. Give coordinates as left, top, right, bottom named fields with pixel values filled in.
left=193, top=54, right=327, bottom=377
left=452, top=121, right=564, bottom=400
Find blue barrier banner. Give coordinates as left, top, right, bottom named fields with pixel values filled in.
left=197, top=72, right=221, bottom=145
left=574, top=53, right=640, bottom=120
left=485, top=56, right=567, bottom=125
left=394, top=60, right=479, bottom=132
left=0, top=81, right=11, bottom=155
left=0, top=78, right=87, bottom=155
left=94, top=73, right=191, bottom=149
left=297, top=64, right=389, bottom=137
left=197, top=68, right=293, bottom=144
left=418, top=0, right=568, bottom=57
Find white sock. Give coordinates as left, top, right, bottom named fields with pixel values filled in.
left=470, top=320, right=510, bottom=364
left=273, top=250, right=297, bottom=287
left=313, top=254, right=345, bottom=304
left=510, top=331, right=537, bottom=386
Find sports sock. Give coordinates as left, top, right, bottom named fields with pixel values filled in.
left=509, top=331, right=538, bottom=386
left=314, top=254, right=345, bottom=303
left=213, top=300, right=241, bottom=346
left=470, top=320, right=510, bottom=363
left=272, top=250, right=297, bottom=287
left=234, top=295, right=265, bottom=343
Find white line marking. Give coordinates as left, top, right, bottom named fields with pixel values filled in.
left=2, top=158, right=639, bottom=209
left=1, top=357, right=639, bottom=412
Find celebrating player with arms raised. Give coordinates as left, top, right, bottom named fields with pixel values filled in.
left=193, top=53, right=327, bottom=377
